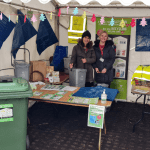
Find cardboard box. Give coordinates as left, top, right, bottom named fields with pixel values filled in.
left=46, top=66, right=54, bottom=75
left=30, top=61, right=46, bottom=82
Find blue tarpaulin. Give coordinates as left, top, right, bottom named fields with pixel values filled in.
left=36, top=14, right=58, bottom=55
left=11, top=10, right=37, bottom=58
left=50, top=46, right=68, bottom=71
left=72, top=86, right=119, bottom=101
left=0, top=12, right=15, bottom=49
left=136, top=19, right=150, bottom=51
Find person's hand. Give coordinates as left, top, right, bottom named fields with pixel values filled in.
left=95, top=68, right=100, bottom=73
left=81, top=58, right=87, bottom=63
left=101, top=68, right=107, bottom=73
left=69, top=63, right=73, bottom=69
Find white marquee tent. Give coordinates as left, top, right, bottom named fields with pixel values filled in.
left=0, top=0, right=149, bottom=103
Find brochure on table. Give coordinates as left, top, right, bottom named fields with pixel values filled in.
left=68, top=97, right=99, bottom=105
left=33, top=90, right=67, bottom=100
left=41, top=85, right=77, bottom=91
left=41, top=91, right=68, bottom=100
left=88, top=105, right=105, bottom=129
left=33, top=91, right=43, bottom=96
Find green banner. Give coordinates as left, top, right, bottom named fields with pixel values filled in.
left=96, top=18, right=131, bottom=35
left=88, top=105, right=105, bottom=129
left=110, top=79, right=127, bottom=100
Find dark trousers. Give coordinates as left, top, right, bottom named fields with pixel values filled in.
left=85, top=82, right=93, bottom=87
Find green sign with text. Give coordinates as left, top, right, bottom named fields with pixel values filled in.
left=96, top=17, right=131, bottom=35
left=88, top=105, right=105, bottom=129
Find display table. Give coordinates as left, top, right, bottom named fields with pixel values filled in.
left=29, top=85, right=112, bottom=107
left=131, top=85, right=150, bottom=132
left=29, top=84, right=112, bottom=150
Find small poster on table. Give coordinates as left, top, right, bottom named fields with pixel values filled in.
left=88, top=105, right=105, bottom=129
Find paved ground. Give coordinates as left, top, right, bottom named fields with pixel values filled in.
left=27, top=100, right=150, bottom=150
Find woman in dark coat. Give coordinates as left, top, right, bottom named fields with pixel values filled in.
left=69, top=30, right=96, bottom=87
left=92, top=31, right=115, bottom=87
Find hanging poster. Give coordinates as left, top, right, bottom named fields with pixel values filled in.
left=113, top=58, right=126, bottom=79
left=68, top=16, right=87, bottom=44
left=136, top=19, right=150, bottom=51
left=113, top=36, right=127, bottom=57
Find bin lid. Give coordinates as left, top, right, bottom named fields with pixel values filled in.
left=14, top=61, right=30, bottom=67
left=0, top=77, right=29, bottom=92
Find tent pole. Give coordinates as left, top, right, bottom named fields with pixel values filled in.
left=55, top=6, right=59, bottom=48
left=51, top=0, right=58, bottom=8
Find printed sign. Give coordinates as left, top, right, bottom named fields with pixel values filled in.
left=113, top=36, right=127, bottom=57
left=113, top=58, right=126, bottom=79
left=96, top=17, right=131, bottom=36
left=88, top=105, right=105, bottom=129
left=0, top=104, right=13, bottom=122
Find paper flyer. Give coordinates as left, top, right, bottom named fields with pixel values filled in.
left=88, top=105, right=105, bottom=129
left=67, top=97, right=99, bottom=105
left=133, top=89, right=149, bottom=94
left=41, top=94, right=54, bottom=99
left=33, top=91, right=43, bottom=96
left=50, top=94, right=63, bottom=100
left=56, top=91, right=67, bottom=95
left=113, top=58, right=126, bottom=78
left=41, top=85, right=65, bottom=91
left=40, top=91, right=67, bottom=100
left=113, top=36, right=127, bottom=57
left=41, top=85, right=77, bottom=91
left=61, top=86, right=77, bottom=91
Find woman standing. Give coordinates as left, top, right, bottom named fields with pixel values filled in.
left=69, top=30, right=96, bottom=87
left=92, top=30, right=115, bottom=87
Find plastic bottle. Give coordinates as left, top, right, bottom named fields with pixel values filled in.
left=101, top=89, right=107, bottom=104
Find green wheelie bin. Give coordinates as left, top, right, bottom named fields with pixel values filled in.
left=0, top=77, right=33, bottom=150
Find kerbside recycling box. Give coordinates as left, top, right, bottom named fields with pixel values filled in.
left=0, top=77, right=33, bottom=150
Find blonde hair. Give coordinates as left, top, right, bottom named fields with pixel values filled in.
left=99, top=31, right=108, bottom=37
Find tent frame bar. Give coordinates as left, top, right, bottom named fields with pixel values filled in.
left=60, top=13, right=150, bottom=19
left=58, top=5, right=150, bottom=9
left=0, top=1, right=57, bottom=13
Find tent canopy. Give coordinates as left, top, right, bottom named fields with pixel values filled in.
left=1, top=0, right=150, bottom=7
left=55, top=0, right=150, bottom=7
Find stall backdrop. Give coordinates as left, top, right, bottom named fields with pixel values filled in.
left=0, top=0, right=150, bottom=103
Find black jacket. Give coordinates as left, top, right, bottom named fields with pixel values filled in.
left=70, top=39, right=96, bottom=82
left=92, top=40, right=116, bottom=83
